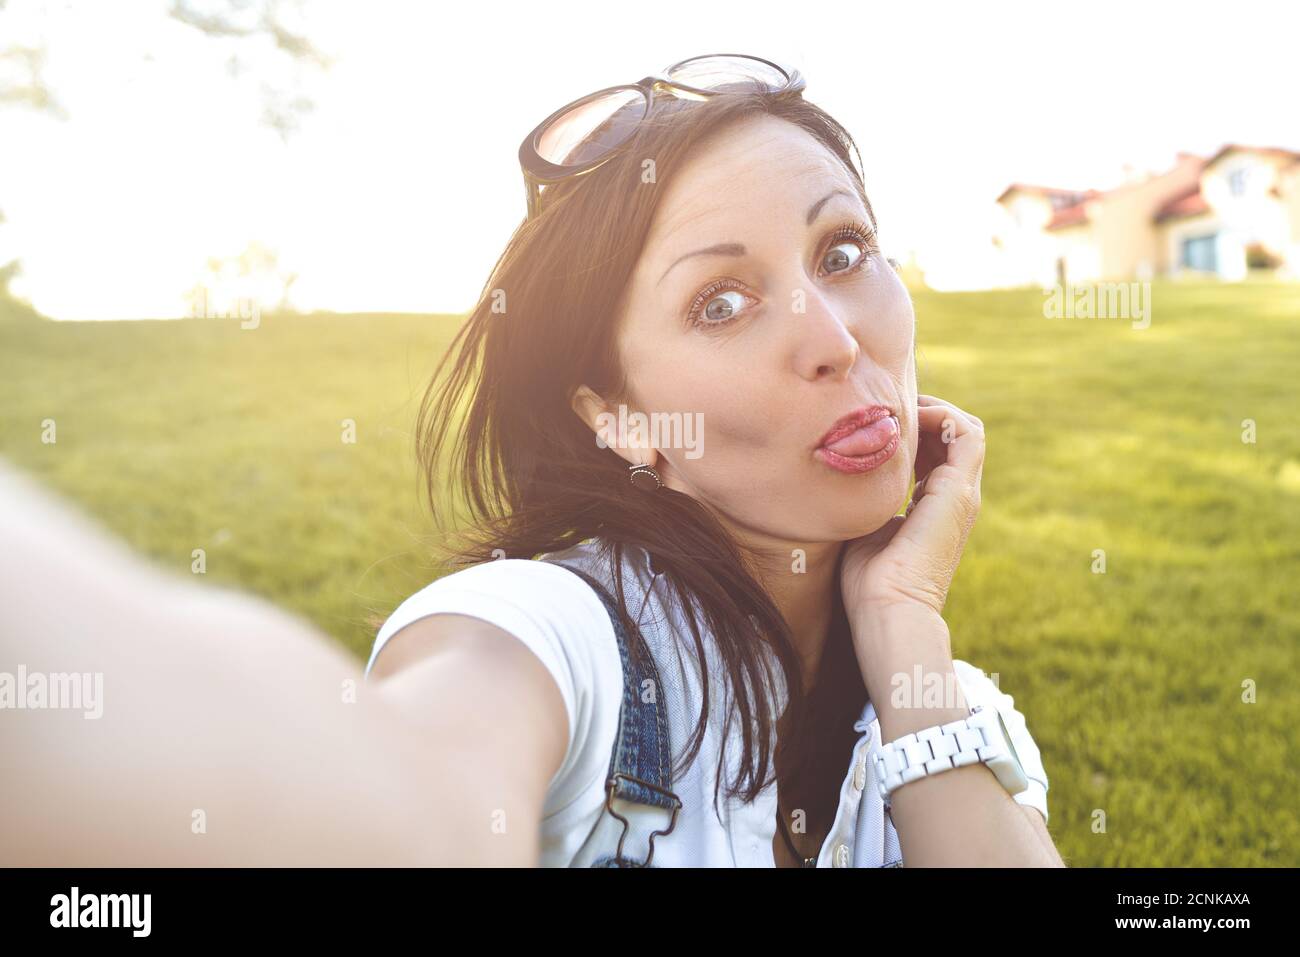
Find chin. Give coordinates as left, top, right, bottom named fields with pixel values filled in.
left=827, top=454, right=912, bottom=535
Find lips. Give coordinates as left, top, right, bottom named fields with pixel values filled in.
left=816, top=404, right=894, bottom=447
left=814, top=404, right=900, bottom=475
left=822, top=415, right=898, bottom=456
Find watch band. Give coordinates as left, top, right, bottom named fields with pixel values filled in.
left=868, top=704, right=1010, bottom=810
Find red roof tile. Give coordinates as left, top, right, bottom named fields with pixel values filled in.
left=1046, top=202, right=1090, bottom=230
left=1153, top=184, right=1209, bottom=223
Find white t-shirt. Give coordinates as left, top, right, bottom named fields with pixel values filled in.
left=364, top=538, right=1050, bottom=867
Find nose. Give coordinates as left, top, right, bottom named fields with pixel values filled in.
left=792, top=292, right=861, bottom=382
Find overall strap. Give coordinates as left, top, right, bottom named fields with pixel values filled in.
left=542, top=559, right=681, bottom=866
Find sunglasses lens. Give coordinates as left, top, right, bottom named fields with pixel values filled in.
left=667, top=55, right=789, bottom=92
left=536, top=88, right=649, bottom=168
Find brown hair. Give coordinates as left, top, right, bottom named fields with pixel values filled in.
left=415, top=86, right=877, bottom=827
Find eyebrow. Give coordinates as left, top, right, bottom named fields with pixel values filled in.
left=656, top=188, right=860, bottom=287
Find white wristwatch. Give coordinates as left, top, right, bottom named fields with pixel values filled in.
left=868, top=704, right=1029, bottom=810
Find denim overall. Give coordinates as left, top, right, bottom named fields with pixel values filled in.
left=542, top=560, right=682, bottom=867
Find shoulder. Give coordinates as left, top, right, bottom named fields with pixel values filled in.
left=365, top=557, right=625, bottom=813
left=951, top=659, right=1051, bottom=824
left=367, top=558, right=614, bottom=672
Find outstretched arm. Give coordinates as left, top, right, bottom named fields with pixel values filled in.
left=0, top=459, right=562, bottom=866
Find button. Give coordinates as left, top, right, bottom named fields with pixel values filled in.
left=833, top=843, right=851, bottom=868
left=853, top=756, right=867, bottom=791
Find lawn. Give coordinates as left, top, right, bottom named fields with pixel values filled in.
left=2, top=280, right=1297, bottom=867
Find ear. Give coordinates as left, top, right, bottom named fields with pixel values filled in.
left=570, top=385, right=658, bottom=470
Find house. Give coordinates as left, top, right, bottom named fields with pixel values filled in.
left=992, top=144, right=1300, bottom=286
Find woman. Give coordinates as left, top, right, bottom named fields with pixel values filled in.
left=0, top=54, right=1062, bottom=868
left=366, top=54, right=1062, bottom=867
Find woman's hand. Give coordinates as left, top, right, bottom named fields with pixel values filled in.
left=840, top=394, right=985, bottom=624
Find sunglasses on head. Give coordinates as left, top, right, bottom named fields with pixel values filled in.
left=517, top=53, right=806, bottom=220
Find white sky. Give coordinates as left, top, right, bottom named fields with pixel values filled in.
left=1, top=0, right=1296, bottom=319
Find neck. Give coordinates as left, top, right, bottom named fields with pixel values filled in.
left=712, top=515, right=846, bottom=695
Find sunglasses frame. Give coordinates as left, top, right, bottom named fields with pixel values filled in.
left=517, top=53, right=806, bottom=220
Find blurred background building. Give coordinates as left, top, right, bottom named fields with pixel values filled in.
left=992, top=144, right=1300, bottom=287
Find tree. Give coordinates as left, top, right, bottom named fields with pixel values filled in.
left=0, top=0, right=332, bottom=316
left=166, top=0, right=333, bottom=141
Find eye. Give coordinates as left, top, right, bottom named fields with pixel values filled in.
left=683, top=218, right=879, bottom=329
left=824, top=238, right=862, bottom=274
left=820, top=220, right=878, bottom=276
left=685, top=281, right=755, bottom=327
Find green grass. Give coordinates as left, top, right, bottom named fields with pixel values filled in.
left=2, top=280, right=1297, bottom=866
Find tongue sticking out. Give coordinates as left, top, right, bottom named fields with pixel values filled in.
left=822, top=416, right=898, bottom=456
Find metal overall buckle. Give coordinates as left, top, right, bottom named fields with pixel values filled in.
left=605, top=771, right=683, bottom=866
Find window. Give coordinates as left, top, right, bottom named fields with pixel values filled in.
left=1182, top=234, right=1218, bottom=273
left=1227, top=167, right=1248, bottom=197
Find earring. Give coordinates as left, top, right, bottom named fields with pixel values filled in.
left=628, top=461, right=662, bottom=491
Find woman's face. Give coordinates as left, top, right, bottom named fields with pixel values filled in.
left=579, top=114, right=918, bottom=546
